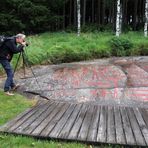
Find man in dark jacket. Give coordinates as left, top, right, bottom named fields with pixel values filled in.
left=0, top=33, right=27, bottom=95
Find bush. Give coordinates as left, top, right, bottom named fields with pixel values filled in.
left=138, top=45, right=148, bottom=55
left=109, top=37, right=133, bottom=56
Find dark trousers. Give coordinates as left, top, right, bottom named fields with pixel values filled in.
left=0, top=59, right=15, bottom=91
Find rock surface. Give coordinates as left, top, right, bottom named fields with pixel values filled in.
left=0, top=56, right=148, bottom=107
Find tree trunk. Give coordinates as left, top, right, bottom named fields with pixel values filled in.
left=74, top=0, right=77, bottom=26
left=69, top=0, right=72, bottom=26
left=133, top=0, right=138, bottom=30
left=122, top=0, right=128, bottom=27
left=77, top=0, right=81, bottom=36
left=83, top=0, right=86, bottom=25
left=112, top=0, right=116, bottom=31
left=97, top=0, right=101, bottom=24
left=92, top=0, right=95, bottom=23
left=144, top=0, right=148, bottom=37
left=101, top=0, right=105, bottom=25
left=63, top=2, right=65, bottom=29
left=116, top=0, right=121, bottom=36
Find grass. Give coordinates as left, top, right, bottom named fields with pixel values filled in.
left=0, top=91, right=35, bottom=126
left=25, top=31, right=148, bottom=64
left=0, top=31, right=147, bottom=73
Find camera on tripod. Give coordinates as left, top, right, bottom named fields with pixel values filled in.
left=22, top=40, right=29, bottom=47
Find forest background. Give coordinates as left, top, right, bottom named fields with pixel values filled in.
left=0, top=0, right=148, bottom=66
left=0, top=0, right=146, bottom=34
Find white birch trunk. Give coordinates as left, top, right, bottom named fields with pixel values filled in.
left=77, top=0, right=81, bottom=36
left=119, top=3, right=122, bottom=35
left=144, top=0, right=148, bottom=37
left=116, top=0, right=121, bottom=37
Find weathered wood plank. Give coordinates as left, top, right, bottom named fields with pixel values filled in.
left=49, top=104, right=76, bottom=138
left=114, top=107, right=126, bottom=145
left=40, top=103, right=70, bottom=137
left=120, top=107, right=135, bottom=145
left=139, top=108, right=148, bottom=127
left=1, top=101, right=147, bottom=147
left=107, top=106, right=116, bottom=144
left=77, top=105, right=94, bottom=141
left=8, top=102, right=50, bottom=132
left=133, top=108, right=148, bottom=146
left=58, top=104, right=82, bottom=139
left=23, top=102, right=58, bottom=135
left=32, top=102, right=65, bottom=136
left=12, top=102, right=52, bottom=133
left=87, top=106, right=100, bottom=142
left=96, top=106, right=107, bottom=143
left=0, top=108, right=32, bottom=132
left=127, top=108, right=146, bottom=146
left=0, top=101, right=48, bottom=132
left=68, top=104, right=88, bottom=140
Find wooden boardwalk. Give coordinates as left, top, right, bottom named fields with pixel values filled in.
left=0, top=100, right=148, bottom=146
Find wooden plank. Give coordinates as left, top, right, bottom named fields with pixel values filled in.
left=49, top=104, right=76, bottom=138
left=8, top=102, right=50, bottom=132
left=32, top=102, right=65, bottom=136
left=87, top=106, right=100, bottom=142
left=120, top=107, right=135, bottom=145
left=77, top=105, right=94, bottom=141
left=127, top=108, right=146, bottom=146
left=68, top=104, right=88, bottom=140
left=40, top=103, right=70, bottom=137
left=0, top=108, right=32, bottom=132
left=13, top=102, right=52, bottom=133
left=0, top=101, right=48, bottom=132
left=133, top=108, right=148, bottom=146
left=139, top=108, right=148, bottom=127
left=96, top=106, right=107, bottom=143
left=23, top=102, right=58, bottom=135
left=58, top=104, right=82, bottom=139
left=107, top=106, right=116, bottom=144
left=114, top=107, right=126, bottom=145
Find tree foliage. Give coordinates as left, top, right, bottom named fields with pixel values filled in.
left=0, top=0, right=146, bottom=35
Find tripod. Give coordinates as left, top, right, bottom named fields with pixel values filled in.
left=13, top=50, right=41, bottom=90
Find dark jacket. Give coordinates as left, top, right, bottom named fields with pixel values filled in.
left=0, top=37, right=24, bottom=61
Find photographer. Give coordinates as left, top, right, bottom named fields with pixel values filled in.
left=0, top=33, right=27, bottom=96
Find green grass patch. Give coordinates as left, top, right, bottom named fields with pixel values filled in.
left=0, top=31, right=147, bottom=73
left=0, top=90, right=35, bottom=126
left=25, top=31, right=148, bottom=64
left=0, top=134, right=86, bottom=148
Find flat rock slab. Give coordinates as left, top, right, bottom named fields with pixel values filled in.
left=0, top=101, right=148, bottom=146
left=14, top=56, right=148, bottom=108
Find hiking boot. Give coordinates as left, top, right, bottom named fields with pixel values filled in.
left=11, top=84, right=20, bottom=91
left=5, top=91, right=14, bottom=96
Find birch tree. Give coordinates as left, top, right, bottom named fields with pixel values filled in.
left=116, top=0, right=121, bottom=37
left=77, top=0, right=81, bottom=36
left=144, top=0, right=148, bottom=37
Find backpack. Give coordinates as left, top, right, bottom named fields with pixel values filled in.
left=0, top=36, right=6, bottom=47
left=0, top=36, right=13, bottom=48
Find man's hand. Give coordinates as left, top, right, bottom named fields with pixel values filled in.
left=21, top=41, right=27, bottom=47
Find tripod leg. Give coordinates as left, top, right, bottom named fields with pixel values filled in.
left=13, top=52, right=21, bottom=75
left=22, top=52, right=26, bottom=78
left=22, top=51, right=42, bottom=91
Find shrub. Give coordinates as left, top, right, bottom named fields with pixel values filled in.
left=138, top=45, right=148, bottom=55
left=109, top=37, right=133, bottom=56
